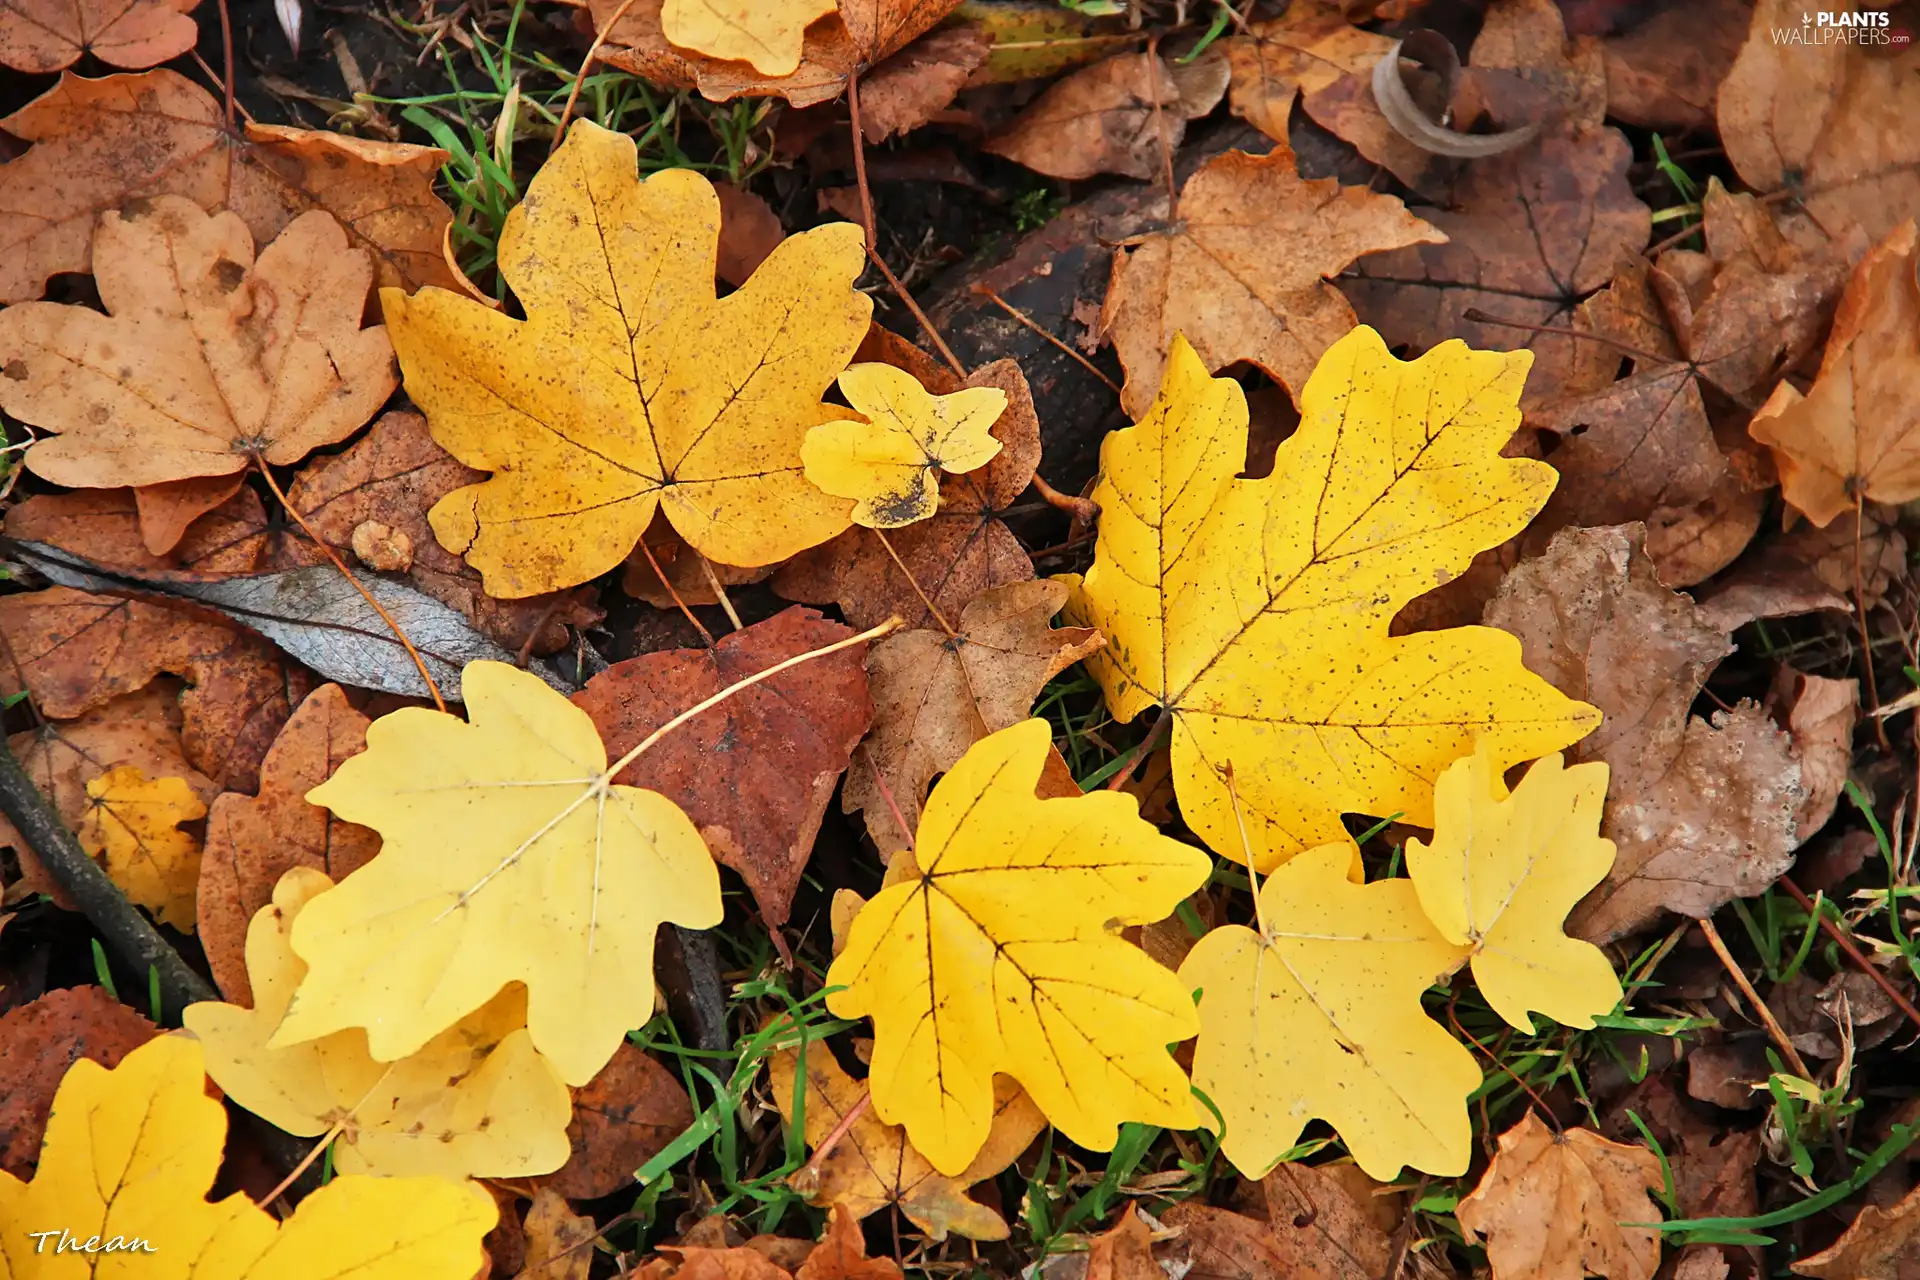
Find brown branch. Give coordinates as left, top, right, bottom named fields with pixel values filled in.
left=552, top=0, right=644, bottom=153
left=871, top=527, right=954, bottom=637
left=1698, top=916, right=1815, bottom=1081
left=1777, top=875, right=1920, bottom=1033
left=973, top=287, right=1121, bottom=393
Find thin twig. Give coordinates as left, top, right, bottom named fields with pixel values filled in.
left=1459, top=307, right=1684, bottom=374
left=1445, top=990, right=1560, bottom=1132
left=1854, top=493, right=1892, bottom=752
left=799, top=1091, right=874, bottom=1181
left=255, top=460, right=447, bottom=712
left=1777, top=875, right=1920, bottom=1033
left=861, top=742, right=919, bottom=859
left=1103, top=710, right=1169, bottom=792
left=1697, top=916, right=1815, bottom=1081
left=696, top=554, right=743, bottom=632
left=1144, top=36, right=1178, bottom=224
left=639, top=538, right=713, bottom=645
left=552, top=0, right=643, bottom=153
left=870, top=527, right=954, bottom=636
left=847, top=70, right=878, bottom=250
left=1030, top=472, right=1099, bottom=526
left=260, top=1120, right=343, bottom=1207
left=973, top=287, right=1121, bottom=393
left=865, top=245, right=968, bottom=378
left=215, top=0, right=236, bottom=129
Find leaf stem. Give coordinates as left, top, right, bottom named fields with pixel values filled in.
left=695, top=553, right=743, bottom=632
left=869, top=528, right=954, bottom=636
left=637, top=537, right=714, bottom=645
left=551, top=0, right=644, bottom=153
left=1697, top=916, right=1814, bottom=1082
left=258, top=1118, right=345, bottom=1207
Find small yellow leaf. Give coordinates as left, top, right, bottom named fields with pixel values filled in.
left=803, top=363, right=1007, bottom=528
left=184, top=866, right=573, bottom=1180
left=383, top=121, right=871, bottom=598
left=1177, top=843, right=1478, bottom=1181
left=271, top=660, right=722, bottom=1086
left=662, top=0, right=838, bottom=76
left=1406, top=747, right=1624, bottom=1033
left=826, top=718, right=1209, bottom=1175
left=0, top=1034, right=493, bottom=1279
left=78, top=764, right=205, bottom=932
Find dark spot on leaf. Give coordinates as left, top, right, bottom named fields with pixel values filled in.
left=214, top=260, right=247, bottom=292
left=2, top=360, right=27, bottom=381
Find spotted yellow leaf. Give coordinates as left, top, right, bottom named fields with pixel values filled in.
left=826, top=717, right=1210, bottom=1175
left=185, top=867, right=572, bottom=1180
left=0, top=1034, right=493, bottom=1279
left=78, top=764, right=205, bottom=932
left=1061, top=327, right=1600, bottom=872
left=1177, top=843, right=1478, bottom=1180
left=802, top=363, right=1007, bottom=527
left=1406, top=746, right=1623, bottom=1033
left=381, top=121, right=870, bottom=598
left=662, top=0, right=838, bottom=75
left=270, top=659, right=722, bottom=1086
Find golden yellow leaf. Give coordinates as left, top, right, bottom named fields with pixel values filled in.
left=1060, top=327, right=1600, bottom=873
left=662, top=0, right=838, bottom=76
left=270, top=659, right=722, bottom=1086
left=382, top=121, right=871, bottom=599
left=802, top=363, right=1007, bottom=528
left=1405, top=747, right=1624, bottom=1033
left=78, top=764, right=205, bottom=932
left=1177, top=843, right=1478, bottom=1180
left=184, top=867, right=572, bottom=1180
left=825, top=717, right=1209, bottom=1175
left=0, top=1034, right=493, bottom=1279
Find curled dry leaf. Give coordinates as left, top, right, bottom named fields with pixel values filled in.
left=1769, top=666, right=1859, bottom=842
left=0, top=196, right=395, bottom=491
left=0, top=0, right=196, bottom=72
left=185, top=867, right=574, bottom=1179
left=847, top=579, right=1101, bottom=858
left=770, top=1036, right=1045, bottom=1241
left=0, top=69, right=456, bottom=304
left=1791, top=1174, right=1920, bottom=1278
left=0, top=985, right=157, bottom=1179
left=1218, top=0, right=1394, bottom=144
left=198, top=683, right=378, bottom=1006
left=803, top=363, right=1007, bottom=529
left=1484, top=525, right=1804, bottom=943
left=77, top=765, right=206, bottom=934
left=573, top=606, right=873, bottom=931
left=985, top=49, right=1227, bottom=181
left=1370, top=38, right=1538, bottom=160
left=855, top=25, right=991, bottom=142
left=775, top=356, right=1042, bottom=630
left=1456, top=1112, right=1664, bottom=1280
left=543, top=1040, right=693, bottom=1202
left=661, top=0, right=836, bottom=76
left=1101, top=143, right=1445, bottom=418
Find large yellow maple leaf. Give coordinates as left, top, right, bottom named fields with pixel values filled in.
left=185, top=867, right=572, bottom=1180
left=269, top=660, right=722, bottom=1086
left=1062, top=327, right=1600, bottom=872
left=825, top=717, right=1210, bottom=1176
left=661, top=0, right=837, bottom=76
left=0, top=1034, right=493, bottom=1279
left=381, top=121, right=871, bottom=598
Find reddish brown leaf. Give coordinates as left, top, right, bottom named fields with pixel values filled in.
left=544, top=1040, right=694, bottom=1202
left=0, top=985, right=158, bottom=1176
left=515, top=1187, right=596, bottom=1280
left=624, top=518, right=777, bottom=610
left=197, top=683, right=377, bottom=1005
left=1219, top=0, right=1394, bottom=144
left=1599, top=0, right=1747, bottom=134
left=1694, top=507, right=1904, bottom=633
left=573, top=607, right=872, bottom=930
left=5, top=487, right=271, bottom=575
left=986, top=49, right=1227, bottom=181
left=1793, top=1174, right=1920, bottom=1278
left=1087, top=1206, right=1160, bottom=1280
left=0, top=0, right=196, bottom=72
left=795, top=1207, right=902, bottom=1280
left=1163, top=1161, right=1395, bottom=1280
left=857, top=26, right=991, bottom=143
left=714, top=182, right=787, bottom=288
left=133, top=475, right=248, bottom=558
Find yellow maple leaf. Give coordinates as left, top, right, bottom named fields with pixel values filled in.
left=1061, top=327, right=1600, bottom=873
left=662, top=0, right=838, bottom=76
left=0, top=1034, right=492, bottom=1279
left=269, top=659, right=722, bottom=1086
left=78, top=764, right=205, bottom=932
left=184, top=866, right=573, bottom=1180
left=825, top=717, right=1210, bottom=1176
left=1405, top=746, right=1624, bottom=1034
left=1176, top=843, right=1479, bottom=1181
left=382, top=121, right=871, bottom=599
left=802, top=363, right=1008, bottom=528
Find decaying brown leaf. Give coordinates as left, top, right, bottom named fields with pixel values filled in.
left=1792, top=1172, right=1920, bottom=1278
left=985, top=49, right=1227, bottom=181
left=5, top=487, right=273, bottom=577
left=0, top=984, right=157, bottom=1178
left=1469, top=0, right=1605, bottom=132
left=0, top=0, right=197, bottom=72
left=1695, top=506, right=1905, bottom=633
left=1768, top=667, right=1858, bottom=843
left=1085, top=1206, right=1159, bottom=1280
left=1101, top=143, right=1444, bottom=417
left=1218, top=0, right=1394, bottom=144
left=134, top=475, right=248, bottom=559
left=775, top=357, right=1042, bottom=630
left=197, top=684, right=378, bottom=1005
left=544, top=1040, right=695, bottom=1202
left=1484, top=525, right=1803, bottom=943
left=857, top=25, right=991, bottom=142
left=795, top=1207, right=902, bottom=1280
left=515, top=1187, right=596, bottom=1280
left=1162, top=1161, right=1396, bottom=1280
left=574, top=607, right=873, bottom=931
left=1598, top=0, right=1748, bottom=134
left=715, top=181, right=787, bottom=287
left=0, top=69, right=456, bottom=303
left=1457, top=1112, right=1664, bottom=1280
left=846, top=580, right=1101, bottom=857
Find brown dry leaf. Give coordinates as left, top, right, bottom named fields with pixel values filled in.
left=573, top=607, right=873, bottom=930
left=1749, top=221, right=1920, bottom=527
left=857, top=25, right=991, bottom=142
left=134, top=475, right=248, bottom=558
left=1103, top=143, right=1443, bottom=418
left=76, top=764, right=206, bottom=932
left=1695, top=506, right=1904, bottom=631
left=1345, top=123, right=1651, bottom=407
left=638, top=1241, right=791, bottom=1280
left=1599, top=0, right=1748, bottom=133
left=0, top=0, right=195, bottom=72
left=796, top=1207, right=902, bottom=1280
left=596, top=0, right=963, bottom=108
left=516, top=1187, right=596, bottom=1280
left=714, top=181, right=787, bottom=287
left=1792, top=1173, right=1920, bottom=1278
left=1469, top=0, right=1606, bottom=132
left=771, top=1040, right=1045, bottom=1241
left=1218, top=0, right=1394, bottom=144
left=5, top=486, right=270, bottom=576
left=544, top=1040, right=694, bottom=1202
left=1718, top=0, right=1920, bottom=261
left=846, top=579, right=1101, bottom=857
left=1087, top=1206, right=1159, bottom=1280
left=197, top=683, right=378, bottom=1005
left=0, top=69, right=457, bottom=303
left=1162, top=1162, right=1395, bottom=1280
left=0, top=195, right=395, bottom=490
left=774, top=357, right=1041, bottom=630
left=0, top=985, right=157, bottom=1177
left=1769, top=666, right=1858, bottom=842
left=624, top=518, right=776, bottom=609
left=1640, top=471, right=1770, bottom=592
left=1484, top=524, right=1804, bottom=943
left=1457, top=1112, right=1664, bottom=1280
left=985, top=48, right=1227, bottom=181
